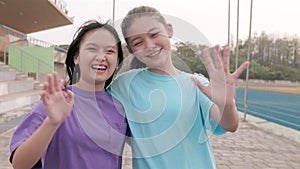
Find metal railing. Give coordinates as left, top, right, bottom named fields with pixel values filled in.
left=0, top=24, right=68, bottom=82
left=0, top=24, right=67, bottom=48
left=8, top=45, right=53, bottom=80
left=50, top=0, right=69, bottom=15
left=1, top=24, right=67, bottom=64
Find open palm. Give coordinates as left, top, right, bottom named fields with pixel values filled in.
left=193, top=45, right=249, bottom=109
left=40, top=72, right=74, bottom=126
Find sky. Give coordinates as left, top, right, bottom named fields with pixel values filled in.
left=28, top=0, right=300, bottom=47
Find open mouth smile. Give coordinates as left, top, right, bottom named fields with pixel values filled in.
left=91, top=64, right=107, bottom=72
left=147, top=49, right=161, bottom=57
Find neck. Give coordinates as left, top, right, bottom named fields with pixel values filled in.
left=147, top=65, right=180, bottom=75
left=75, top=81, right=105, bottom=92
left=146, top=52, right=181, bottom=75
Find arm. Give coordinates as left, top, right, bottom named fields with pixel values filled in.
left=12, top=73, right=74, bottom=169
left=193, top=45, right=249, bottom=132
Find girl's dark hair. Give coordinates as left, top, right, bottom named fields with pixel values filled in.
left=65, top=20, right=123, bottom=89
left=121, top=6, right=167, bottom=69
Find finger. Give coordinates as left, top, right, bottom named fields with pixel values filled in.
left=43, top=82, right=49, bottom=94
left=193, top=72, right=204, bottom=77
left=65, top=90, right=74, bottom=104
left=192, top=76, right=206, bottom=93
left=40, top=90, right=49, bottom=105
left=47, top=74, right=54, bottom=94
left=223, top=46, right=230, bottom=73
left=40, top=90, right=46, bottom=100
left=233, top=61, right=250, bottom=79
left=202, top=48, right=214, bottom=73
left=60, top=79, right=66, bottom=90
left=53, top=72, right=60, bottom=92
left=214, top=45, right=223, bottom=69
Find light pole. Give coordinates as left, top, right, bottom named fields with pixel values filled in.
left=243, top=0, right=254, bottom=121
left=235, top=0, right=240, bottom=71
left=228, top=0, right=231, bottom=46
left=112, top=0, right=115, bottom=27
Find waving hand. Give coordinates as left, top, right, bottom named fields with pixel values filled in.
left=40, top=72, right=74, bottom=126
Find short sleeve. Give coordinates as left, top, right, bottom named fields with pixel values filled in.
left=194, top=75, right=226, bottom=143
left=9, top=101, right=47, bottom=167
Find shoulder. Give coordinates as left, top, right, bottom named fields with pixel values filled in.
left=111, top=69, right=144, bottom=86
left=177, top=72, right=208, bottom=83
left=115, top=68, right=144, bottom=79
left=108, top=69, right=142, bottom=94
left=191, top=73, right=209, bottom=86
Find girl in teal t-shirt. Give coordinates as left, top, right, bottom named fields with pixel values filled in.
left=109, top=5, right=249, bottom=169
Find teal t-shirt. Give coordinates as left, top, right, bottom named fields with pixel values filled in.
left=109, top=68, right=226, bottom=169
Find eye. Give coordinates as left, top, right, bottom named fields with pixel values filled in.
left=87, top=47, right=97, bottom=51
left=132, top=41, right=143, bottom=47
left=151, top=32, right=159, bottom=38
left=105, top=49, right=116, bottom=55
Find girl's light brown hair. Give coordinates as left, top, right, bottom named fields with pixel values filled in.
left=121, top=6, right=168, bottom=42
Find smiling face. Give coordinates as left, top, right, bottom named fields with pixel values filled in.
left=76, top=28, right=119, bottom=91
left=126, top=16, right=173, bottom=70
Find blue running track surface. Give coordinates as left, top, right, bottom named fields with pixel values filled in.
left=236, top=88, right=300, bottom=131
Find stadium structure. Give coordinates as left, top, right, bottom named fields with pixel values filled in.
left=0, top=0, right=73, bottom=80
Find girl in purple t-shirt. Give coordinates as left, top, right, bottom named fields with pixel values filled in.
left=9, top=20, right=128, bottom=169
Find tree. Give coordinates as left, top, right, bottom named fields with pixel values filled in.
left=172, top=42, right=208, bottom=76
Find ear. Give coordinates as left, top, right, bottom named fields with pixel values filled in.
left=167, top=24, right=173, bottom=38
left=74, top=54, right=79, bottom=64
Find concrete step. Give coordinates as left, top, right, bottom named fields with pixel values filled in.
left=0, top=103, right=38, bottom=134
left=0, top=67, right=15, bottom=72
left=0, top=90, right=41, bottom=115
left=16, top=72, right=32, bottom=80
left=0, top=71, right=16, bottom=81
left=0, top=104, right=36, bottom=126
left=34, top=80, right=44, bottom=90
left=0, top=63, right=29, bottom=82
left=0, top=64, right=16, bottom=72
left=0, top=63, right=10, bottom=70
left=0, top=80, right=35, bottom=96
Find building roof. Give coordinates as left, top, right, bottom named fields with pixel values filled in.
left=0, top=0, right=73, bottom=34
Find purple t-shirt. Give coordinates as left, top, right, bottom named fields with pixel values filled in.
left=10, top=86, right=128, bottom=169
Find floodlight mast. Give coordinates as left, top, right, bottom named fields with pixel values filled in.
left=243, top=0, right=254, bottom=121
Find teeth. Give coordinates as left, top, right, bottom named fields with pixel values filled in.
left=92, top=65, right=107, bottom=70
left=149, top=50, right=160, bottom=57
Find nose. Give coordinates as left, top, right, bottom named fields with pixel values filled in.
left=144, top=38, right=156, bottom=49
left=95, top=51, right=106, bottom=61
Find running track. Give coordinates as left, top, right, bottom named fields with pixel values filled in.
left=236, top=88, right=300, bottom=131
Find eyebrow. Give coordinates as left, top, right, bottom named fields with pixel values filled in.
left=130, top=27, right=160, bottom=42
left=105, top=45, right=117, bottom=50
left=85, top=43, right=116, bottom=49
left=148, top=27, right=160, bottom=33
left=84, top=43, right=97, bottom=47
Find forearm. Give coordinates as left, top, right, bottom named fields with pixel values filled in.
left=210, top=99, right=239, bottom=132
left=12, top=118, right=60, bottom=169
left=219, top=99, right=239, bottom=132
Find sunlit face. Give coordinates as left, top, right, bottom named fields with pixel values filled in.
left=76, top=28, right=119, bottom=90
left=126, top=16, right=173, bottom=68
